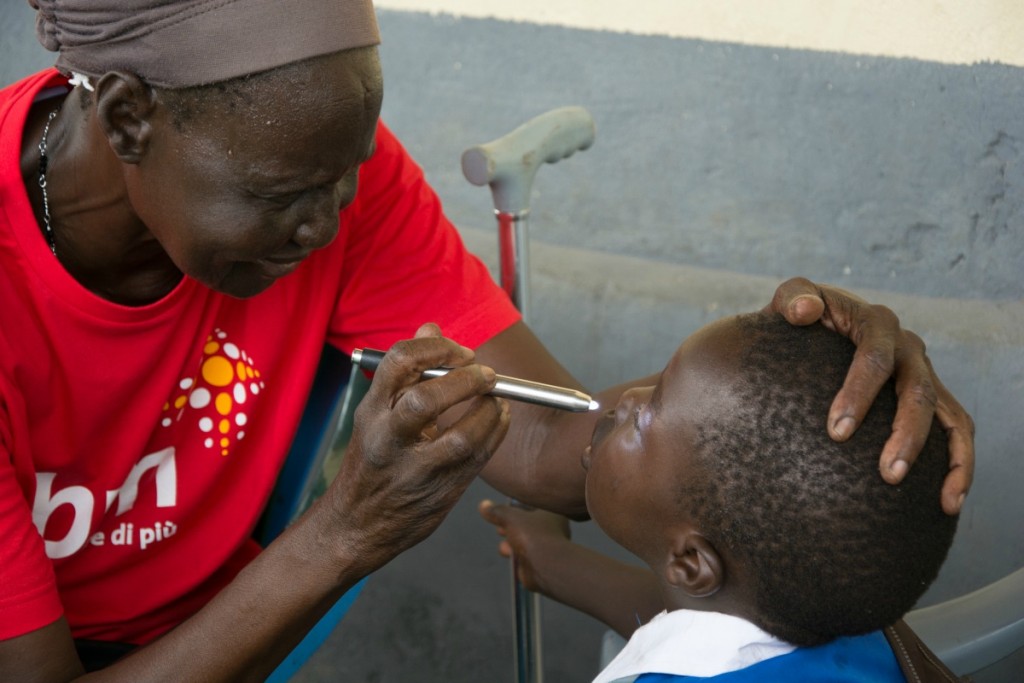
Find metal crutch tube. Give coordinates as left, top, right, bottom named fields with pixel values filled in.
left=461, top=106, right=596, bottom=683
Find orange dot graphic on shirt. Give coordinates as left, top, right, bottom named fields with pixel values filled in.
left=204, top=341, right=220, bottom=355
left=215, top=392, right=232, bottom=415
left=236, top=361, right=247, bottom=380
left=202, top=355, right=234, bottom=387
left=246, top=366, right=254, bottom=379
left=219, top=418, right=230, bottom=434
left=220, top=437, right=229, bottom=447
left=174, top=395, right=187, bottom=409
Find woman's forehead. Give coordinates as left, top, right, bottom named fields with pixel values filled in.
left=173, top=50, right=382, bottom=157
left=187, top=48, right=382, bottom=119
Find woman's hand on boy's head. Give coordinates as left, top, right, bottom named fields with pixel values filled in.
left=478, top=500, right=571, bottom=593
left=768, top=277, right=974, bottom=516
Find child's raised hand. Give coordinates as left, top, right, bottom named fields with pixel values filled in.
left=478, top=499, right=571, bottom=593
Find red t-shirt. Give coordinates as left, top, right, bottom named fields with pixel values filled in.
left=0, top=70, right=520, bottom=644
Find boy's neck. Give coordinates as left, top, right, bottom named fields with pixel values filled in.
left=662, top=584, right=757, bottom=624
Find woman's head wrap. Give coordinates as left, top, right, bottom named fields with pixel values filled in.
left=29, top=0, right=381, bottom=89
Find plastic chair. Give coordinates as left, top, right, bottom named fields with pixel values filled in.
left=253, top=344, right=372, bottom=682
left=904, top=566, right=1024, bottom=675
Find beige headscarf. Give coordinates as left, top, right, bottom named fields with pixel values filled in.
left=29, top=0, right=381, bottom=88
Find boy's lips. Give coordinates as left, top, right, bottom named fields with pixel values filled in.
left=583, top=411, right=616, bottom=470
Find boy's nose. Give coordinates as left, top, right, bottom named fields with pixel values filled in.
left=614, top=387, right=643, bottom=422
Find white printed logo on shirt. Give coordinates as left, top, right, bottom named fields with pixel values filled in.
left=33, top=448, right=178, bottom=559
left=32, top=329, right=266, bottom=559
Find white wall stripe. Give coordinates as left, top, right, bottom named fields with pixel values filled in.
left=375, top=0, right=1024, bottom=67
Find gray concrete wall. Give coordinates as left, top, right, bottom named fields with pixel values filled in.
left=2, top=3, right=1021, bottom=681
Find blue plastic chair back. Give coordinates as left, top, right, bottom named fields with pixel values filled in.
left=255, top=344, right=372, bottom=682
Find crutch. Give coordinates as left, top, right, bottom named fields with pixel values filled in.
left=462, top=106, right=596, bottom=683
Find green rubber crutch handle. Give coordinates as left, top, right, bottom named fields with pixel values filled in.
left=462, top=106, right=596, bottom=215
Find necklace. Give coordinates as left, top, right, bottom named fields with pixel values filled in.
left=37, top=107, right=60, bottom=256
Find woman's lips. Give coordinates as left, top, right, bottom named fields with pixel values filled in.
left=257, top=252, right=307, bottom=279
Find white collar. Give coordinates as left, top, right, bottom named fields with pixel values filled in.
left=592, top=609, right=796, bottom=683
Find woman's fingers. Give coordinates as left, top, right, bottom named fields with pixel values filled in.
left=876, top=331, right=936, bottom=482
left=325, top=327, right=515, bottom=569
left=388, top=364, right=499, bottom=443
left=425, top=394, right=510, bottom=471
left=929, top=359, right=975, bottom=514
left=822, top=299, right=900, bottom=442
left=359, top=328, right=499, bottom=448
left=767, top=276, right=827, bottom=326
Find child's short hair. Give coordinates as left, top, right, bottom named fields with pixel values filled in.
left=683, top=311, right=958, bottom=646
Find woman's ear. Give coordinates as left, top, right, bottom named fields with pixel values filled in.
left=664, top=529, right=724, bottom=598
left=94, top=72, right=158, bottom=164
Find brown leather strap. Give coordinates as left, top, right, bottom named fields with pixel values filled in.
left=884, top=619, right=966, bottom=683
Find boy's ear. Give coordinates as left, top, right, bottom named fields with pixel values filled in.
left=94, top=72, right=158, bottom=164
left=664, top=529, right=724, bottom=598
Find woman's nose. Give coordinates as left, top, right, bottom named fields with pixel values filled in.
left=292, top=182, right=351, bottom=250
left=292, top=214, right=337, bottom=251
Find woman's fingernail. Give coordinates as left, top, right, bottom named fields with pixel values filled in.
left=832, top=416, right=855, bottom=440
left=955, top=493, right=966, bottom=512
left=889, top=459, right=908, bottom=480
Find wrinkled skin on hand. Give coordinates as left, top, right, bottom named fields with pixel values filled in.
left=478, top=499, right=571, bottom=593
left=768, top=277, right=974, bottom=515
left=322, top=324, right=511, bottom=576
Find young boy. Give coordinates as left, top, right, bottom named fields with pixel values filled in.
left=481, top=310, right=960, bottom=682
